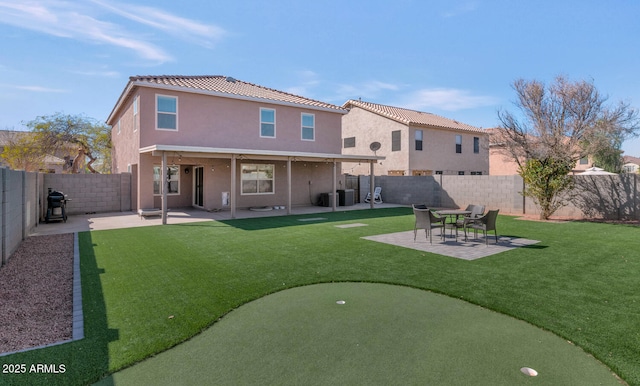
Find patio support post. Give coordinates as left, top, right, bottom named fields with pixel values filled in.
left=370, top=161, right=375, bottom=209
left=287, top=157, right=292, bottom=215
left=332, top=160, right=337, bottom=212
left=231, top=154, right=236, bottom=219
left=161, top=151, right=167, bottom=225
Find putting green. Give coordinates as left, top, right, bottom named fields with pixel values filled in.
left=98, top=283, right=619, bottom=385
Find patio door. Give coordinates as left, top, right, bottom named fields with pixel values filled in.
left=193, top=166, right=204, bottom=207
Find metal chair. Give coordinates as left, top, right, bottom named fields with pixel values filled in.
left=413, top=207, right=444, bottom=244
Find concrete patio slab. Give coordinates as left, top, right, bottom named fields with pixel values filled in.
left=29, top=203, right=403, bottom=236
left=362, top=230, right=540, bottom=260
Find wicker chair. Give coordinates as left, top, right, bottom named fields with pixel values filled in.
left=465, top=209, right=499, bottom=245
left=413, top=207, right=445, bottom=244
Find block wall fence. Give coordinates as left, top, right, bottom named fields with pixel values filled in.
left=1, top=169, right=638, bottom=268
left=359, top=173, right=639, bottom=220
left=1, top=170, right=132, bottom=267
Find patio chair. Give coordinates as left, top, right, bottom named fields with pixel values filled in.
left=364, top=187, right=383, bottom=204
left=465, top=209, right=499, bottom=245
left=413, top=207, right=445, bottom=244
left=456, top=205, right=485, bottom=227
left=412, top=204, right=428, bottom=210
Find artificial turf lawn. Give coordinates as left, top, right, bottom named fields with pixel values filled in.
left=0, top=207, right=637, bottom=385
left=98, top=283, right=620, bottom=385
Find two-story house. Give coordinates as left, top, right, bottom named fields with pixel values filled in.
left=107, top=75, right=381, bottom=220
left=340, top=100, right=489, bottom=176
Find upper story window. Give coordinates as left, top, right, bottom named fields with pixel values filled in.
left=117, top=119, right=121, bottom=134
left=473, top=137, right=479, bottom=153
left=343, top=137, right=356, bottom=148
left=391, top=130, right=401, bottom=151
left=579, top=156, right=589, bottom=165
left=455, top=135, right=462, bottom=153
left=241, top=164, right=274, bottom=194
left=156, top=95, right=177, bottom=130
left=301, top=113, right=315, bottom=141
left=260, top=108, right=276, bottom=137
left=133, top=95, right=139, bottom=132
left=415, top=130, right=423, bottom=151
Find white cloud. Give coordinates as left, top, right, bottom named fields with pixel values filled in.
left=402, top=88, right=499, bottom=111
left=14, top=85, right=68, bottom=93
left=0, top=0, right=172, bottom=62
left=441, top=1, right=479, bottom=18
left=284, top=70, right=321, bottom=96
left=334, top=80, right=401, bottom=101
left=89, top=0, right=226, bottom=48
left=0, top=0, right=227, bottom=62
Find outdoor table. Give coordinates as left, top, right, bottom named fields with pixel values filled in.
left=435, top=210, right=472, bottom=241
left=435, top=209, right=471, bottom=224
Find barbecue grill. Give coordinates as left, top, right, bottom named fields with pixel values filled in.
left=46, top=188, right=68, bottom=223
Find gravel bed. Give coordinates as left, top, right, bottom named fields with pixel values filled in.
left=0, top=233, right=74, bottom=354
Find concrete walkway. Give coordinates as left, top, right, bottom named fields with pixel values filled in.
left=29, top=203, right=404, bottom=236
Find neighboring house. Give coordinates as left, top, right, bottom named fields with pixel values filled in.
left=622, top=155, right=640, bottom=174
left=0, top=130, right=69, bottom=173
left=487, top=128, right=594, bottom=175
left=107, top=75, right=381, bottom=218
left=341, top=100, right=489, bottom=176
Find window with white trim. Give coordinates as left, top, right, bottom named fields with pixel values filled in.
left=133, top=95, right=139, bottom=132
left=260, top=108, right=276, bottom=137
left=301, top=113, right=315, bottom=140
left=241, top=164, right=274, bottom=194
left=156, top=95, right=177, bottom=130
left=153, top=165, right=180, bottom=195
left=455, top=135, right=462, bottom=153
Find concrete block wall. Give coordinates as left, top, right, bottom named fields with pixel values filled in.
left=43, top=173, right=132, bottom=215
left=1, top=169, right=26, bottom=266
left=365, top=174, right=640, bottom=220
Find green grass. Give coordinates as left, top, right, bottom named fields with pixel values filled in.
left=1, top=207, right=638, bottom=385
left=98, top=283, right=620, bottom=385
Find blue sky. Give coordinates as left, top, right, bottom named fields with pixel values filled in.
left=2, top=1, right=640, bottom=155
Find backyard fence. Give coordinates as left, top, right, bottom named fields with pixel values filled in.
left=358, top=173, right=639, bottom=220
left=1, top=169, right=638, bottom=269
left=0, top=169, right=132, bottom=268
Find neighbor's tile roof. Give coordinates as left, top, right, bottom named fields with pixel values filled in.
left=343, top=99, right=485, bottom=133
left=129, top=75, right=345, bottom=112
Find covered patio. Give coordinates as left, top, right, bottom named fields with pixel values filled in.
left=139, top=145, right=384, bottom=224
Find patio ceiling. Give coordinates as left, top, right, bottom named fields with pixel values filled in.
left=141, top=144, right=383, bottom=223
left=139, top=144, right=384, bottom=163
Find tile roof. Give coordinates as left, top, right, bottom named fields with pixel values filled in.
left=130, top=75, right=345, bottom=112
left=343, top=99, right=485, bottom=133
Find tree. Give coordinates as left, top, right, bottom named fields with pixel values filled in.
left=497, top=76, right=640, bottom=219
left=25, top=113, right=112, bottom=173
left=0, top=131, right=46, bottom=172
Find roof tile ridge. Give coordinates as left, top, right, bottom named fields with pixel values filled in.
left=350, top=100, right=411, bottom=124
left=236, top=79, right=343, bottom=109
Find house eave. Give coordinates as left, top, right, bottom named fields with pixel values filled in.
left=139, top=144, right=384, bottom=163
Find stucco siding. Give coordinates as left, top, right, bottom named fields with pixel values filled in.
left=342, top=107, right=408, bottom=175
left=136, top=88, right=342, bottom=154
